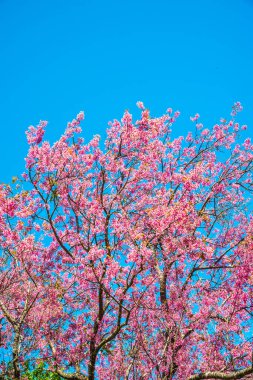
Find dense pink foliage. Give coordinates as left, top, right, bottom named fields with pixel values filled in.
left=0, top=102, right=253, bottom=379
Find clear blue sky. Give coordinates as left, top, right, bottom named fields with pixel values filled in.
left=1, top=0, right=253, bottom=182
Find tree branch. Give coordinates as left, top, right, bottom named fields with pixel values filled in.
left=188, top=366, right=253, bottom=380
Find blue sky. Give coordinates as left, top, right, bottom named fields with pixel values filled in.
left=1, top=0, right=253, bottom=182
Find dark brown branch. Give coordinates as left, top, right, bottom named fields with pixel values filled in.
left=188, top=366, right=253, bottom=380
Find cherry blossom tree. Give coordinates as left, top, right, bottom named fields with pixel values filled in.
left=0, top=102, right=253, bottom=379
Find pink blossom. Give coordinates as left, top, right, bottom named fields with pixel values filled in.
left=136, top=101, right=145, bottom=109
